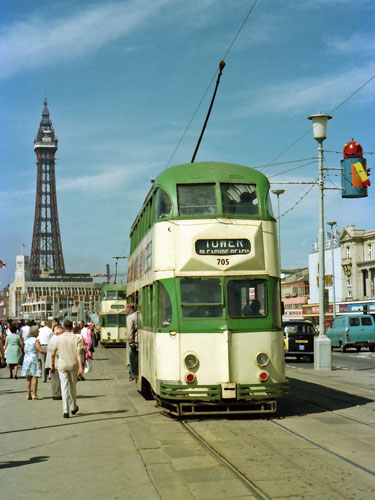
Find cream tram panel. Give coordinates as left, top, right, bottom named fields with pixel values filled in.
left=150, top=220, right=279, bottom=278
left=153, top=331, right=285, bottom=387
left=128, top=218, right=279, bottom=295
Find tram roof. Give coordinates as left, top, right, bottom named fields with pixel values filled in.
left=101, top=283, right=127, bottom=292
left=156, top=161, right=269, bottom=191
left=131, top=161, right=272, bottom=234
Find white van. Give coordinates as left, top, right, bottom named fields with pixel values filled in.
left=326, top=315, right=375, bottom=352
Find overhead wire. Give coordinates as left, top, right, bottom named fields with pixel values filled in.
left=280, top=180, right=318, bottom=218
left=251, top=156, right=317, bottom=170
left=324, top=149, right=375, bottom=155
left=268, top=159, right=317, bottom=178
left=266, top=72, right=375, bottom=166
left=165, top=0, right=258, bottom=168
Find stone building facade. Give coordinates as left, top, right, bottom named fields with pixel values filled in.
left=340, top=225, right=375, bottom=301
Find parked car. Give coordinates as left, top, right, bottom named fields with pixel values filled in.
left=283, top=320, right=316, bottom=362
left=326, top=314, right=375, bottom=352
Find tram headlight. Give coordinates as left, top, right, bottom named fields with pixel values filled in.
left=184, top=353, right=199, bottom=369
left=256, top=352, right=269, bottom=367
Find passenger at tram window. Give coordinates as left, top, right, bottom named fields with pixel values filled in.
left=242, top=299, right=261, bottom=316
left=236, top=191, right=258, bottom=215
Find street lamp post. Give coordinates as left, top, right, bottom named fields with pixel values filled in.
left=271, top=189, right=285, bottom=252
left=327, top=221, right=337, bottom=320
left=308, top=113, right=332, bottom=371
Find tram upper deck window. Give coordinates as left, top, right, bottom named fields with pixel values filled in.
left=178, top=184, right=217, bottom=216
left=181, top=278, right=222, bottom=317
left=221, top=184, right=259, bottom=216
left=155, top=188, right=171, bottom=219
left=106, top=291, right=117, bottom=300
left=228, top=279, right=267, bottom=318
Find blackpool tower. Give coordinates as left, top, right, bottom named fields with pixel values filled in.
left=29, top=99, right=65, bottom=279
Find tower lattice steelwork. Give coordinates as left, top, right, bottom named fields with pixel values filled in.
left=30, top=99, right=65, bottom=279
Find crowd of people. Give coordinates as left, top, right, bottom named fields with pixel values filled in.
left=0, top=318, right=100, bottom=417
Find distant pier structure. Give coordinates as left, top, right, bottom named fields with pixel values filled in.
left=30, top=99, right=65, bottom=279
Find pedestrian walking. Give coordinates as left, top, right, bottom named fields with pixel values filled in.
left=126, top=303, right=138, bottom=381
left=37, top=321, right=53, bottom=382
left=45, top=326, right=63, bottom=400
left=51, top=319, right=83, bottom=418
left=22, top=325, right=47, bottom=400
left=4, top=324, right=23, bottom=379
left=20, top=321, right=31, bottom=342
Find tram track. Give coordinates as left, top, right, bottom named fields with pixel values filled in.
left=179, top=410, right=375, bottom=500
left=180, top=419, right=271, bottom=500
left=288, top=393, right=375, bottom=428
left=268, top=419, right=375, bottom=477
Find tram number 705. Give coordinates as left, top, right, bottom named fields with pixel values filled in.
left=217, top=258, right=230, bottom=265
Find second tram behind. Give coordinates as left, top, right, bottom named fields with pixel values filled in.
left=99, top=284, right=127, bottom=347
left=127, top=162, right=288, bottom=415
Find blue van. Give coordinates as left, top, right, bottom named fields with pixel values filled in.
left=326, top=315, right=375, bottom=352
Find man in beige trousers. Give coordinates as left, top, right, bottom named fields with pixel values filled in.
left=51, top=319, right=83, bottom=418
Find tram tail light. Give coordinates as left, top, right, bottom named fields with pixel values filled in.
left=346, top=328, right=349, bottom=340
left=258, top=370, right=269, bottom=383
left=185, top=373, right=196, bottom=383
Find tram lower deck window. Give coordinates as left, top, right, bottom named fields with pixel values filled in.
left=181, top=278, right=222, bottom=317
left=228, top=279, right=267, bottom=318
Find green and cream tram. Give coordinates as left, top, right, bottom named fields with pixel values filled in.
left=127, top=162, right=288, bottom=415
left=99, top=284, right=127, bottom=347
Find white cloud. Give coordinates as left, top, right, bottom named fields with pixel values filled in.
left=0, top=0, right=171, bottom=79
left=325, top=32, right=375, bottom=56
left=229, top=62, right=375, bottom=117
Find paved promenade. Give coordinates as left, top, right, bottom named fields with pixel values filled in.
left=1, top=347, right=374, bottom=500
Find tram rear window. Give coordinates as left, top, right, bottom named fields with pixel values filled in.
left=228, top=280, right=267, bottom=318
left=178, top=184, right=217, bottom=216
left=221, top=184, right=259, bottom=215
left=181, top=278, right=222, bottom=318
left=103, top=314, right=126, bottom=326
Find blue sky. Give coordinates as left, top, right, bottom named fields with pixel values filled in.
left=1, top=0, right=374, bottom=285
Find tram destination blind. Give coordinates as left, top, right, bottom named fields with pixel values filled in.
left=195, top=239, right=250, bottom=255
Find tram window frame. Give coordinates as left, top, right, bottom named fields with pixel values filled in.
left=221, top=183, right=259, bottom=216
left=177, top=183, right=218, bottom=216
left=155, top=188, right=172, bottom=220
left=118, top=314, right=126, bottom=326
left=158, top=282, right=172, bottom=328
left=104, top=314, right=120, bottom=326
left=265, top=188, right=275, bottom=218
left=180, top=277, right=223, bottom=318
left=227, top=279, right=267, bottom=318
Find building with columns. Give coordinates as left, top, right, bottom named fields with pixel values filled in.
left=340, top=225, right=375, bottom=302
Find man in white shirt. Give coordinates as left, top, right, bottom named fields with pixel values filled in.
left=20, top=321, right=31, bottom=342
left=38, top=321, right=53, bottom=382
left=126, top=304, right=138, bottom=381
left=51, top=319, right=83, bottom=418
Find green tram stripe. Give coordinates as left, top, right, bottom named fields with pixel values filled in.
left=159, top=382, right=288, bottom=400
